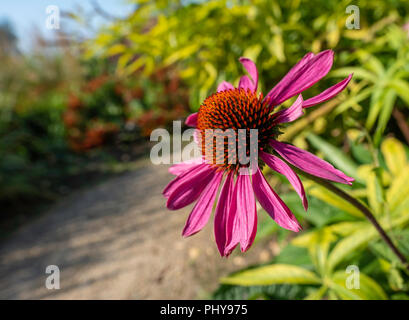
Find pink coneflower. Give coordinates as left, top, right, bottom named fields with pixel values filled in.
left=163, top=50, right=354, bottom=257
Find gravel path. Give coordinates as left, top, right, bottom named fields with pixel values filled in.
left=0, top=158, right=268, bottom=299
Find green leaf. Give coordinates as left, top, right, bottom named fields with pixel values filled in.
left=327, top=226, right=377, bottom=271
left=335, top=87, right=372, bottom=115
left=221, top=264, right=321, bottom=286
left=386, top=165, right=409, bottom=211
left=269, top=34, right=286, bottom=62
left=381, top=137, right=408, bottom=177
left=366, top=169, right=383, bottom=215
left=293, top=228, right=335, bottom=273
left=356, top=51, right=385, bottom=76
left=374, top=89, right=397, bottom=146
left=366, top=83, right=385, bottom=130
left=330, top=271, right=388, bottom=300
left=328, top=221, right=369, bottom=236
left=254, top=208, right=283, bottom=243
left=347, top=130, right=373, bottom=164
left=212, top=283, right=309, bottom=300
left=281, top=193, right=356, bottom=227
left=388, top=78, right=409, bottom=106
left=370, top=230, right=409, bottom=267
left=308, top=185, right=363, bottom=218
left=391, top=293, right=409, bottom=300
left=273, top=245, right=313, bottom=266
left=330, top=67, right=376, bottom=82
left=304, top=286, right=328, bottom=300
left=328, top=282, right=362, bottom=300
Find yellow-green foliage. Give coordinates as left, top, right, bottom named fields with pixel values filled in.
left=86, top=0, right=409, bottom=112
left=222, top=138, right=409, bottom=300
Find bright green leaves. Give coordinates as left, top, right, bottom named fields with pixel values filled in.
left=327, top=226, right=377, bottom=271
left=381, top=138, right=407, bottom=176
left=330, top=271, right=387, bottom=300
left=228, top=137, right=409, bottom=300
left=221, top=264, right=321, bottom=286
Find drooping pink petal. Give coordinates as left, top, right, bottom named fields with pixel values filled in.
left=166, top=164, right=215, bottom=210
left=303, top=74, right=353, bottom=108
left=252, top=168, right=301, bottom=232
left=182, top=171, right=223, bottom=237
left=272, top=95, right=304, bottom=124
left=260, top=151, right=308, bottom=211
left=224, top=180, right=240, bottom=256
left=169, top=158, right=204, bottom=176
left=163, top=164, right=201, bottom=198
left=217, top=81, right=235, bottom=92
left=169, top=162, right=197, bottom=176
left=235, top=174, right=257, bottom=253
left=238, top=75, right=254, bottom=91
left=185, top=112, right=198, bottom=127
left=265, top=50, right=334, bottom=107
left=239, top=57, right=258, bottom=92
left=270, top=140, right=354, bottom=185
left=214, top=171, right=236, bottom=256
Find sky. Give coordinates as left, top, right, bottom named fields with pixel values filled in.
left=0, top=0, right=135, bottom=51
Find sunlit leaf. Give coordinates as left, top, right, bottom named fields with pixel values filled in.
left=308, top=185, right=363, bottom=218
left=381, top=137, right=407, bottom=177
left=304, top=286, right=327, bottom=300
left=330, top=271, right=388, bottom=300
left=221, top=264, right=321, bottom=286
left=327, top=226, right=377, bottom=271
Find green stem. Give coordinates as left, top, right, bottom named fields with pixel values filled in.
left=296, top=169, right=409, bottom=272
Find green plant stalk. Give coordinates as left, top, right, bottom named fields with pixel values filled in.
left=295, top=169, right=409, bottom=272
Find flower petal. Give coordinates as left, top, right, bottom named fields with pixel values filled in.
left=217, top=81, right=235, bottom=92
left=270, top=140, right=354, bottom=185
left=182, top=170, right=223, bottom=237
left=265, top=50, right=334, bottom=107
left=169, top=158, right=203, bottom=176
left=236, top=174, right=257, bottom=252
left=163, top=164, right=201, bottom=198
left=252, top=168, right=301, bottom=232
left=224, top=182, right=240, bottom=256
left=263, top=52, right=314, bottom=106
left=225, top=174, right=258, bottom=255
left=238, top=75, right=254, bottom=91
left=303, top=74, right=353, bottom=108
left=260, top=151, right=308, bottom=211
left=185, top=112, right=198, bottom=127
left=166, top=164, right=215, bottom=209
left=214, top=171, right=236, bottom=256
left=272, top=95, right=304, bottom=124
left=239, top=57, right=258, bottom=92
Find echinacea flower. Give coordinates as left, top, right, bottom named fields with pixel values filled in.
left=163, top=50, right=353, bottom=257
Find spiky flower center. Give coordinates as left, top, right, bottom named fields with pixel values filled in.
left=197, top=88, right=278, bottom=170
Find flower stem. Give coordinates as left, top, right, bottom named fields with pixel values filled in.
left=296, top=169, right=409, bottom=271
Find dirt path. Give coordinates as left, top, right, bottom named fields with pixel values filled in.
left=0, top=158, right=268, bottom=299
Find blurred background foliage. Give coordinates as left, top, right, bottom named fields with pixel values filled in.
left=1, top=0, right=409, bottom=299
